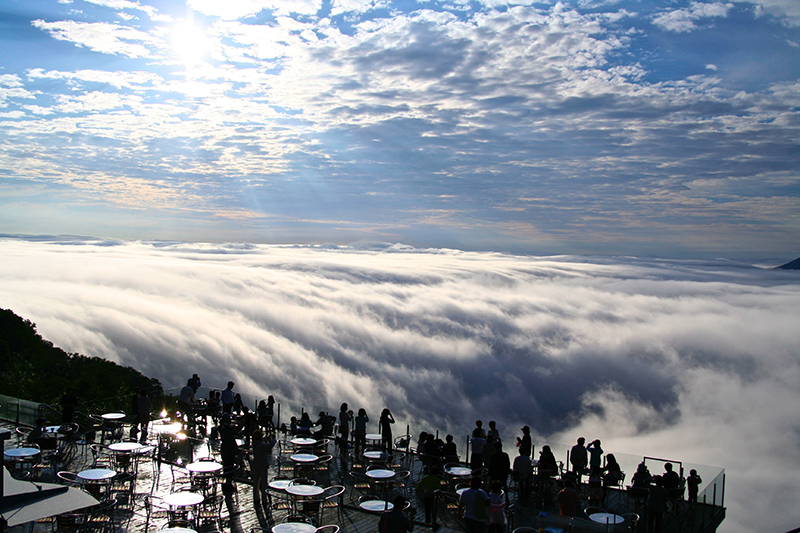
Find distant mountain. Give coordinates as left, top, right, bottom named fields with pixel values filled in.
left=777, top=257, right=800, bottom=270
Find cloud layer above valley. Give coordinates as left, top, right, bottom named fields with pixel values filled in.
left=1, top=237, right=799, bottom=531
left=1, top=0, right=799, bottom=257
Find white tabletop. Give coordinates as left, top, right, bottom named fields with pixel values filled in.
left=269, top=479, right=293, bottom=491
left=108, top=442, right=143, bottom=452
left=3, top=448, right=40, bottom=458
left=159, top=528, right=197, bottom=533
left=589, top=513, right=624, bottom=524
left=446, top=466, right=472, bottom=477
left=78, top=468, right=116, bottom=481
left=363, top=451, right=387, bottom=460
left=290, top=453, right=319, bottom=463
left=360, top=500, right=393, bottom=512
left=150, top=422, right=183, bottom=434
left=272, top=522, right=317, bottom=533
left=163, top=491, right=205, bottom=507
left=45, top=425, right=62, bottom=433
left=291, top=437, right=317, bottom=446
left=286, top=484, right=324, bottom=497
left=365, top=433, right=382, bottom=441
left=186, top=461, right=223, bottom=473
left=366, top=469, right=395, bottom=479
left=101, top=412, right=126, bottom=420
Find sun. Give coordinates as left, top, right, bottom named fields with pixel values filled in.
left=171, top=22, right=211, bottom=65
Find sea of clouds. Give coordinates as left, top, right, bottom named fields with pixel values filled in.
left=1, top=237, right=799, bottom=532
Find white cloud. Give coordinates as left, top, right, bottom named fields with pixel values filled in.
left=652, top=2, right=733, bottom=32
left=31, top=19, right=160, bottom=58
left=0, top=238, right=799, bottom=532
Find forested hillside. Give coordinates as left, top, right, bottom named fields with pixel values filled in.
left=0, top=308, right=162, bottom=416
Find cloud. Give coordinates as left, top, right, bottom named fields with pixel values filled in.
left=31, top=19, right=160, bottom=58
left=1, top=237, right=799, bottom=532
left=652, top=2, right=733, bottom=33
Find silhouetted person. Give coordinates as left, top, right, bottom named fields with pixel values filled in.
left=378, top=495, right=414, bottom=533
left=687, top=469, right=702, bottom=503
left=646, top=476, right=669, bottom=533
left=60, top=387, right=77, bottom=424
left=379, top=407, right=394, bottom=451
left=557, top=479, right=581, bottom=517
left=459, top=476, right=489, bottom=533
left=488, top=440, right=510, bottom=487
left=570, top=437, right=588, bottom=477
left=221, top=381, right=235, bottom=413
left=516, top=425, right=531, bottom=458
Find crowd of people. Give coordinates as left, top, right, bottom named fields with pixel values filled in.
left=167, top=376, right=694, bottom=533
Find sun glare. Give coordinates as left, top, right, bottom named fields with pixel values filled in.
left=171, top=22, right=211, bottom=65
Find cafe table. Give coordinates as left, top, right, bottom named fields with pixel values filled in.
left=3, top=448, right=40, bottom=459
left=445, top=466, right=472, bottom=477
left=365, top=434, right=382, bottom=446
left=359, top=499, right=393, bottom=512
left=108, top=442, right=143, bottom=452
left=272, top=523, right=317, bottom=533
left=365, top=469, right=395, bottom=479
left=291, top=437, right=317, bottom=447
left=589, top=512, right=624, bottom=525
left=363, top=451, right=387, bottom=461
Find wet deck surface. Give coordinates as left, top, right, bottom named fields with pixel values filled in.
left=3, top=422, right=698, bottom=533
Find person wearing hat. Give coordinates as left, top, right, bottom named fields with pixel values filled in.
left=377, top=495, right=414, bottom=533
left=516, top=426, right=532, bottom=458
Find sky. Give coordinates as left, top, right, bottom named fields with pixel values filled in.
left=1, top=0, right=799, bottom=259
left=2, top=237, right=800, bottom=532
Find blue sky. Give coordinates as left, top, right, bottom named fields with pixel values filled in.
left=1, top=0, right=799, bottom=259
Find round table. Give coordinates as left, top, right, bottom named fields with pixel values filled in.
left=101, top=412, right=126, bottom=420
left=360, top=500, right=393, bottom=512
left=269, top=479, right=293, bottom=491
left=446, top=466, right=472, bottom=477
left=286, top=484, right=324, bottom=498
left=589, top=513, right=624, bottom=524
left=108, top=442, right=143, bottom=452
left=291, top=437, right=317, bottom=446
left=290, top=454, right=319, bottom=463
left=272, top=523, right=317, bottom=533
left=365, top=433, right=382, bottom=443
left=163, top=491, right=205, bottom=508
left=3, top=448, right=40, bottom=459
left=150, top=422, right=183, bottom=434
left=366, top=469, right=395, bottom=479
left=363, top=451, right=387, bottom=460
left=78, top=468, right=116, bottom=481
left=186, top=461, right=223, bottom=473
left=159, top=528, right=197, bottom=533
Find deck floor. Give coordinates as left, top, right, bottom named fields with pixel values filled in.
left=3, top=425, right=661, bottom=533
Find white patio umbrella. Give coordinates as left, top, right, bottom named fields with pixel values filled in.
left=1, top=466, right=99, bottom=528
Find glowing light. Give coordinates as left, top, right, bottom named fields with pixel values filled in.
left=171, top=22, right=211, bottom=65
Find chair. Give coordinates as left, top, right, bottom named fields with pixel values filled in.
left=349, top=471, right=374, bottom=502
left=197, top=494, right=225, bottom=529
left=89, top=444, right=111, bottom=468
left=584, top=506, right=606, bottom=518
left=319, top=485, right=345, bottom=525
left=170, top=464, right=192, bottom=487
left=621, top=512, right=640, bottom=530
left=111, top=472, right=136, bottom=508
left=281, top=514, right=315, bottom=524
left=143, top=495, right=170, bottom=533
left=56, top=471, right=83, bottom=487
left=390, top=469, right=410, bottom=498
left=316, top=526, right=339, bottom=533
left=82, top=498, right=117, bottom=533
left=54, top=513, right=83, bottom=532
left=511, top=528, right=537, bottom=533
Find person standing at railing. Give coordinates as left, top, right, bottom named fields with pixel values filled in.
left=60, top=387, right=77, bottom=424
